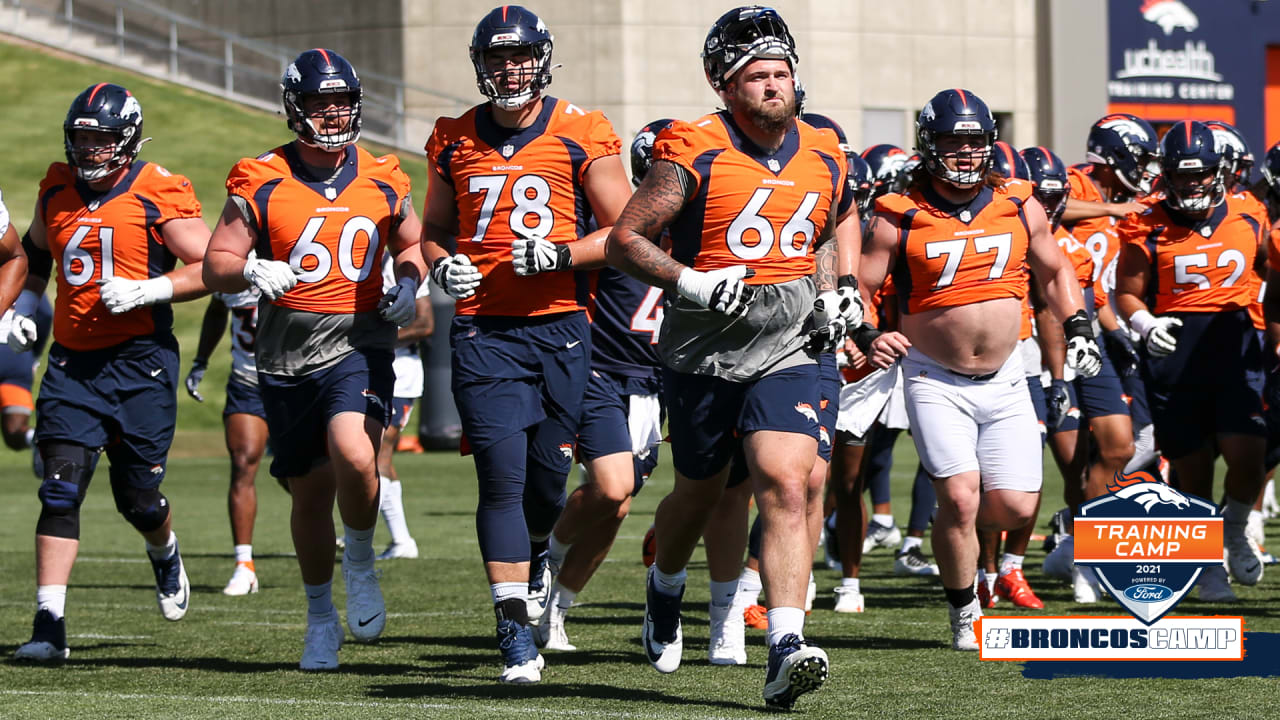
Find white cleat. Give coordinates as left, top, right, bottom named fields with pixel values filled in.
left=222, top=562, right=259, bottom=596
left=497, top=619, right=544, bottom=683
left=1043, top=535, right=1075, bottom=581
left=1198, top=565, right=1237, bottom=602
left=377, top=539, right=420, bottom=561
left=150, top=541, right=191, bottom=622
left=1226, top=526, right=1264, bottom=586
left=641, top=566, right=684, bottom=673
left=894, top=546, right=940, bottom=576
left=1072, top=565, right=1102, bottom=604
left=533, top=602, right=576, bottom=651
left=300, top=612, right=343, bottom=670
left=343, top=555, right=385, bottom=642
left=948, top=598, right=982, bottom=651
left=1262, top=479, right=1279, bottom=520
left=708, top=602, right=746, bottom=666
left=804, top=577, right=817, bottom=613
left=833, top=586, right=865, bottom=613
left=862, top=520, right=902, bottom=555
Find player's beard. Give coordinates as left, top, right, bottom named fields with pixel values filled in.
left=731, top=92, right=793, bottom=134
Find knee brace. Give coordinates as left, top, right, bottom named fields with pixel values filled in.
left=35, top=443, right=98, bottom=539
left=110, top=480, right=170, bottom=533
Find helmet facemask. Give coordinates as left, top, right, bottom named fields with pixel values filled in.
left=1165, top=164, right=1226, bottom=213
left=64, top=126, right=139, bottom=181
left=285, top=88, right=361, bottom=151
left=1115, top=144, right=1163, bottom=196
left=1033, top=181, right=1068, bottom=229
left=922, top=131, right=994, bottom=189
left=471, top=41, right=553, bottom=111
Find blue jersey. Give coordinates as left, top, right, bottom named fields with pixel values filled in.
left=589, top=267, right=662, bottom=384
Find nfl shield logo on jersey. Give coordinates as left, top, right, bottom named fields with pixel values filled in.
left=1073, top=470, right=1223, bottom=625
left=501, top=144, right=516, bottom=158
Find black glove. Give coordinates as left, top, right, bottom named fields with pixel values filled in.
left=1102, top=328, right=1140, bottom=377
left=1046, top=378, right=1071, bottom=431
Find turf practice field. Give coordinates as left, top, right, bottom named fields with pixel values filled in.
left=2, top=442, right=1278, bottom=720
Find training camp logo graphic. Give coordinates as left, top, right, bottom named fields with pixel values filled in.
left=1074, top=470, right=1220, bottom=624
left=978, top=470, right=1244, bottom=662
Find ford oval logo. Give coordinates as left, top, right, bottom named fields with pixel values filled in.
left=1124, top=584, right=1172, bottom=603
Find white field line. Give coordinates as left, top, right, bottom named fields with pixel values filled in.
left=0, top=690, right=761, bottom=720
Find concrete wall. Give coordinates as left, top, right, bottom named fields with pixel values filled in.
left=402, top=0, right=1042, bottom=156
left=1037, top=0, right=1109, bottom=165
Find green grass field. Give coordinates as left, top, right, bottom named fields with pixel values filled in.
left=1, top=439, right=1278, bottom=720
left=0, top=37, right=433, bottom=438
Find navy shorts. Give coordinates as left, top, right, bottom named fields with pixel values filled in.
left=577, top=368, right=662, bottom=495
left=1142, top=310, right=1265, bottom=459
left=666, top=362, right=820, bottom=481
left=258, top=349, right=393, bottom=479
left=223, top=376, right=266, bottom=420
left=817, top=353, right=839, bottom=463
left=451, top=312, right=590, bottom=461
left=1051, top=380, right=1084, bottom=435
left=1074, top=342, right=1130, bottom=422
left=1121, top=370, right=1152, bottom=428
left=35, top=334, right=179, bottom=489
left=390, top=396, right=416, bottom=431
left=1026, top=374, right=1047, bottom=433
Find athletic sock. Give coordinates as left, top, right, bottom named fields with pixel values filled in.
left=36, top=585, right=67, bottom=620
left=900, top=535, right=923, bottom=553
left=305, top=581, right=334, bottom=618
left=999, top=553, right=1024, bottom=575
left=379, top=478, right=413, bottom=545
left=708, top=579, right=737, bottom=608
left=343, top=524, right=375, bottom=564
left=735, top=567, right=763, bottom=606
left=652, top=566, right=686, bottom=596
left=234, top=544, right=253, bottom=564
left=765, top=606, right=805, bottom=647
left=872, top=513, right=894, bottom=528
left=146, top=531, right=177, bottom=561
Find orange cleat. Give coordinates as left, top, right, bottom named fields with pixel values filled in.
left=642, top=524, right=656, bottom=568
left=397, top=434, right=424, bottom=453
left=995, top=568, right=1045, bottom=609
left=743, top=604, right=769, bottom=630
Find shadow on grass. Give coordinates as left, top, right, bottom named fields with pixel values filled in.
left=368, top=679, right=764, bottom=714
left=62, top=654, right=422, bottom=675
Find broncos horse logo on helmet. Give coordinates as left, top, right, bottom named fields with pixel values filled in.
left=630, top=118, right=676, bottom=186
left=63, top=83, right=147, bottom=181
left=1086, top=113, right=1161, bottom=196
left=1203, top=120, right=1253, bottom=190
left=281, top=48, right=362, bottom=151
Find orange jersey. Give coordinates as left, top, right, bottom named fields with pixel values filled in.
left=1117, top=195, right=1265, bottom=314
left=39, top=161, right=201, bottom=350
left=227, top=144, right=410, bottom=315
left=878, top=179, right=1034, bottom=314
left=654, top=113, right=846, bottom=285
left=426, top=97, right=621, bottom=317
left=1054, top=225, right=1094, bottom=288
left=1066, top=166, right=1128, bottom=310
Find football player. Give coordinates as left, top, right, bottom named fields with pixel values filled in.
left=607, top=7, right=862, bottom=709
left=420, top=5, right=631, bottom=684
left=530, top=119, right=671, bottom=654
left=12, top=83, right=209, bottom=662
left=859, top=88, right=1100, bottom=650
left=203, top=49, right=427, bottom=669
left=1119, top=121, right=1267, bottom=602
left=375, top=250, right=434, bottom=561
left=184, top=285, right=269, bottom=596
left=0, top=291, right=52, bottom=456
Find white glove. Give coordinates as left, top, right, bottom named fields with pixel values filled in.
left=1129, top=309, right=1182, bottom=358
left=676, top=265, right=755, bottom=316
left=97, top=276, right=173, bottom=315
left=808, top=290, right=850, bottom=353
left=242, top=257, right=299, bottom=301
left=7, top=290, right=40, bottom=353
left=431, top=254, right=483, bottom=299
left=833, top=285, right=865, bottom=328
left=378, top=276, right=419, bottom=327
left=512, top=234, right=571, bottom=276
left=185, top=359, right=207, bottom=402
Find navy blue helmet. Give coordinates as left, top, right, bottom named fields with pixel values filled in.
left=861, top=144, right=910, bottom=198
left=1160, top=120, right=1226, bottom=213
left=1021, top=146, right=1070, bottom=228
left=702, top=6, right=797, bottom=92
left=915, top=88, right=998, bottom=188
left=991, top=141, right=1029, bottom=181
left=1203, top=120, right=1252, bottom=189
left=847, top=152, right=875, bottom=218
left=630, top=118, right=676, bottom=186
left=282, top=49, right=362, bottom=150
left=1085, top=113, right=1160, bottom=196
left=63, top=83, right=145, bottom=181
left=800, top=112, right=847, bottom=144
left=1262, top=141, right=1280, bottom=201
left=469, top=6, right=554, bottom=110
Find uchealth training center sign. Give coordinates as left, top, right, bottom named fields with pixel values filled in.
left=978, top=471, right=1244, bottom=662
left=1107, top=0, right=1280, bottom=158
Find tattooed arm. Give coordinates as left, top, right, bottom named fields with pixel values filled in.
left=604, top=159, right=693, bottom=292
left=813, top=212, right=838, bottom=292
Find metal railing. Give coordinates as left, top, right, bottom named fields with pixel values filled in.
left=0, top=0, right=471, bottom=151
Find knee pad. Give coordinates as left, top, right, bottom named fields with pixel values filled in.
left=35, top=443, right=98, bottom=539
left=110, top=482, right=170, bottom=533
